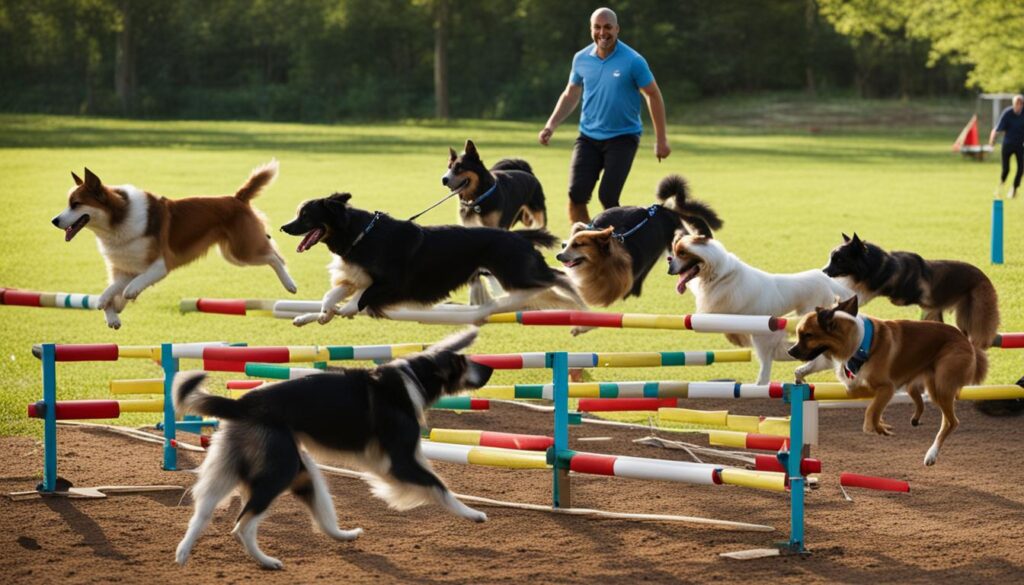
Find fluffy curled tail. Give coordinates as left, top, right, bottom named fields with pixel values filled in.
left=656, top=174, right=723, bottom=236
left=235, top=158, right=279, bottom=202
left=514, top=228, right=559, bottom=249
left=491, top=158, right=533, bottom=175
left=173, top=372, right=247, bottom=420
left=960, top=278, right=999, bottom=350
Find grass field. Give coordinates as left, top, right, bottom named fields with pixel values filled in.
left=1, top=109, right=1021, bottom=439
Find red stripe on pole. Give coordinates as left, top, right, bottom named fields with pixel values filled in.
left=480, top=431, right=554, bottom=451
left=203, top=358, right=246, bottom=372
left=469, top=399, right=490, bottom=410
left=577, top=397, right=676, bottom=412
left=684, top=314, right=693, bottom=330
left=29, top=399, right=120, bottom=420
left=200, top=435, right=211, bottom=448
left=196, top=298, right=247, bottom=315
left=995, top=333, right=1024, bottom=348
left=204, top=346, right=290, bottom=363
left=755, top=454, right=821, bottom=475
left=570, top=311, right=624, bottom=328
left=770, top=317, right=786, bottom=332
left=3, top=290, right=42, bottom=306
left=0, top=288, right=7, bottom=303
left=470, top=355, right=524, bottom=369
left=54, top=344, right=119, bottom=362
left=745, top=434, right=788, bottom=451
left=769, top=382, right=784, bottom=399
left=569, top=452, right=617, bottom=476
left=519, top=310, right=574, bottom=325
left=840, top=472, right=909, bottom=493
left=226, top=380, right=264, bottom=390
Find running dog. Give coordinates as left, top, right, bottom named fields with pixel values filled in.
left=442, top=140, right=547, bottom=304
left=51, top=161, right=296, bottom=329
left=823, top=233, right=999, bottom=349
left=668, top=228, right=852, bottom=385
left=173, top=328, right=493, bottom=569
left=556, top=175, right=722, bottom=307
left=788, top=296, right=988, bottom=466
left=280, top=193, right=586, bottom=326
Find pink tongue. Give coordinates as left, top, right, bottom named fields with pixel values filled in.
left=675, top=266, right=698, bottom=295
left=64, top=215, right=89, bottom=242
left=297, top=228, right=324, bottom=253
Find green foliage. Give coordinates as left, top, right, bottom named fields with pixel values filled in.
left=2, top=109, right=1022, bottom=438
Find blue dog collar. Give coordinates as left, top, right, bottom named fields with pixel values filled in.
left=610, top=205, right=659, bottom=242
left=348, top=211, right=382, bottom=251
left=844, top=316, right=873, bottom=377
left=464, top=182, right=499, bottom=214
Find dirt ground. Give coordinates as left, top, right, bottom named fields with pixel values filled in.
left=2, top=398, right=1023, bottom=584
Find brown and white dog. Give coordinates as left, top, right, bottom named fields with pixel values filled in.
left=51, top=161, right=296, bottom=329
left=788, top=296, right=988, bottom=466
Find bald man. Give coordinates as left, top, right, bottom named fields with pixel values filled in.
left=538, top=8, right=671, bottom=224
left=989, top=95, right=1024, bottom=199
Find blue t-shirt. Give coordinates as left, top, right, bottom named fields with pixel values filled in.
left=570, top=41, right=655, bottom=141
left=996, top=106, right=1024, bottom=146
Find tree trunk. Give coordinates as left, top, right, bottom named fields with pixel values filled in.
left=115, top=0, right=137, bottom=115
left=804, top=0, right=817, bottom=96
left=434, top=0, right=450, bottom=120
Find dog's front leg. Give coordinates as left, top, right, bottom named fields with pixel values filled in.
left=793, top=354, right=833, bottom=383
left=751, top=335, right=775, bottom=385
left=336, top=288, right=366, bottom=318
left=864, top=382, right=896, bottom=436
left=98, top=271, right=134, bottom=310
left=122, top=258, right=168, bottom=301
left=292, top=285, right=351, bottom=327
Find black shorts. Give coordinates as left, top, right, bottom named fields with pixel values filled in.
left=568, top=133, right=641, bottom=209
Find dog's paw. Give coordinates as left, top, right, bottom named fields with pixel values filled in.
left=317, top=311, right=334, bottom=325
left=874, top=422, right=894, bottom=436
left=122, top=285, right=142, bottom=301
left=97, top=293, right=114, bottom=310
left=331, top=527, right=363, bottom=541
left=924, top=447, right=938, bottom=466
left=284, top=282, right=298, bottom=294
left=292, top=313, right=318, bottom=327
left=105, top=315, right=121, bottom=330
left=910, top=417, right=921, bottom=427
left=258, top=556, right=283, bottom=570
left=175, top=543, right=191, bottom=566
left=466, top=510, right=488, bottom=523
left=570, top=326, right=594, bottom=337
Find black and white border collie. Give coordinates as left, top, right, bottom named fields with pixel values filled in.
left=173, top=328, right=494, bottom=569
left=279, top=193, right=586, bottom=326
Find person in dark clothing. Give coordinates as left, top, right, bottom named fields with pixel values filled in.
left=989, top=94, right=1024, bottom=199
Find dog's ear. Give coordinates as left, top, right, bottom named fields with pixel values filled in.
left=851, top=233, right=862, bottom=245
left=463, top=139, right=478, bottom=158
left=570, top=222, right=592, bottom=235
left=448, top=147, right=457, bottom=162
left=842, top=233, right=851, bottom=243
left=836, top=295, right=859, bottom=317
left=429, top=326, right=480, bottom=354
left=327, top=192, right=352, bottom=204
left=71, top=171, right=83, bottom=186
left=816, top=307, right=835, bottom=331
left=324, top=193, right=352, bottom=216
left=83, top=168, right=102, bottom=190
left=594, top=226, right=615, bottom=241
left=683, top=216, right=714, bottom=239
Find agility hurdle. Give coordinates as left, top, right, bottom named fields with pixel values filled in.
left=2, top=288, right=101, bottom=310
left=29, top=342, right=231, bottom=493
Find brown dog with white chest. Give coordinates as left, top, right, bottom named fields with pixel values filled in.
left=787, top=296, right=987, bottom=466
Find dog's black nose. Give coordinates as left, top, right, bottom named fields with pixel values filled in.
left=51, top=217, right=60, bottom=227
left=441, top=175, right=449, bottom=186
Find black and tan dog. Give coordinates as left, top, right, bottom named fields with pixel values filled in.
left=788, top=296, right=988, bottom=466
left=823, top=233, right=999, bottom=349
left=555, top=175, right=722, bottom=307
left=443, top=139, right=546, bottom=230
left=173, top=328, right=493, bottom=569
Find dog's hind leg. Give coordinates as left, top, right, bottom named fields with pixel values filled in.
left=293, top=450, right=363, bottom=541
left=923, top=375, right=960, bottom=466
left=468, top=272, right=494, bottom=306
left=232, top=474, right=294, bottom=569
left=388, top=452, right=487, bottom=522
left=265, top=251, right=297, bottom=294
left=908, top=380, right=926, bottom=426
left=175, top=455, right=240, bottom=566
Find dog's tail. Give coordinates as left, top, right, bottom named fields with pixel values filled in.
left=174, top=372, right=247, bottom=420
left=971, top=344, right=989, bottom=385
left=958, top=278, right=999, bottom=350
left=513, top=228, right=559, bottom=249
left=491, top=158, right=534, bottom=175
left=656, top=174, right=723, bottom=236
left=234, top=159, right=279, bottom=203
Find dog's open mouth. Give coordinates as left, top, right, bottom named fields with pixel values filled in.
left=561, top=257, right=584, bottom=269
left=449, top=177, right=470, bottom=195
left=675, top=264, right=700, bottom=294
left=296, top=227, right=326, bottom=253
left=64, top=214, right=90, bottom=242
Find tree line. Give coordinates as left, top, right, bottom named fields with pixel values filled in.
left=0, top=0, right=1020, bottom=122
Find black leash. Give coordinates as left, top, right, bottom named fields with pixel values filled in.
left=408, top=190, right=462, bottom=222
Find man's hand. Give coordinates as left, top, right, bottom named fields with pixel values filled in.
left=655, top=139, right=671, bottom=162
left=538, top=127, right=554, bottom=146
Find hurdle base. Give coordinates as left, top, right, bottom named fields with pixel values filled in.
left=9, top=479, right=183, bottom=501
